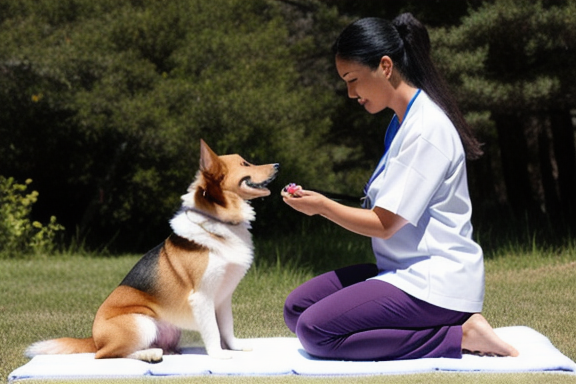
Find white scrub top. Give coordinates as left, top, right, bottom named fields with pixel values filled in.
left=365, top=91, right=484, bottom=313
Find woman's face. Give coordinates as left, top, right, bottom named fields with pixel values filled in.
left=335, top=56, right=392, bottom=114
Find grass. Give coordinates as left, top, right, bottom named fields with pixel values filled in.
left=2, top=228, right=576, bottom=384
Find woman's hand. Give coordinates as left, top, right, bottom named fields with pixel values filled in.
left=282, top=188, right=327, bottom=216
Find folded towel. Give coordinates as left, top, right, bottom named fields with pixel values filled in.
left=9, top=326, right=576, bottom=381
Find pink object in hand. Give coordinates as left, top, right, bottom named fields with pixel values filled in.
left=286, top=183, right=299, bottom=195
left=282, top=183, right=302, bottom=197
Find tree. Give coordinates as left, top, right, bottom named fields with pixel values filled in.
left=0, top=0, right=344, bottom=250
left=3, top=0, right=575, bottom=251
left=432, top=0, right=576, bottom=229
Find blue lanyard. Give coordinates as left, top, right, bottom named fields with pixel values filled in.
left=362, top=89, right=421, bottom=202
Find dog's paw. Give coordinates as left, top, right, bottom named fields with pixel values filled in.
left=207, top=349, right=233, bottom=359
left=127, top=348, right=163, bottom=363
left=227, top=338, right=252, bottom=352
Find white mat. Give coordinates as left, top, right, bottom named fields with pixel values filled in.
left=9, top=327, right=576, bottom=381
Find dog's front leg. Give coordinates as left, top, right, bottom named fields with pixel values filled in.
left=216, top=294, right=252, bottom=352
left=189, top=291, right=232, bottom=359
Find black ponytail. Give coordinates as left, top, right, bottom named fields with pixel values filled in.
left=333, top=14, right=483, bottom=160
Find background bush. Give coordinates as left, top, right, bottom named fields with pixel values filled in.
left=0, top=176, right=64, bottom=258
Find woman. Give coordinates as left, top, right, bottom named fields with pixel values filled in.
left=282, top=14, right=518, bottom=361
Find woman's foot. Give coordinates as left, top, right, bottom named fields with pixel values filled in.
left=461, top=313, right=519, bottom=357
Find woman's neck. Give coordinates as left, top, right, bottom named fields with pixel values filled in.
left=392, top=82, right=419, bottom=123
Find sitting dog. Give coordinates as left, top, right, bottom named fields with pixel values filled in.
left=26, top=140, right=278, bottom=362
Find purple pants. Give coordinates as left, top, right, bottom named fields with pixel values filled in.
left=284, top=264, right=472, bottom=361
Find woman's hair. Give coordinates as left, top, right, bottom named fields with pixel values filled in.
left=332, top=14, right=483, bottom=160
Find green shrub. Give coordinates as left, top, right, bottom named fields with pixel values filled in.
left=0, top=176, right=64, bottom=258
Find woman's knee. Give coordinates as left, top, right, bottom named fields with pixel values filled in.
left=284, top=264, right=377, bottom=336
left=283, top=290, right=303, bottom=333
left=283, top=269, right=341, bottom=333
left=294, top=308, right=336, bottom=359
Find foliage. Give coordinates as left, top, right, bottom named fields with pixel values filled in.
left=430, top=0, right=576, bottom=226
left=0, top=0, right=345, bottom=250
left=0, top=0, right=574, bottom=252
left=0, top=176, right=64, bottom=258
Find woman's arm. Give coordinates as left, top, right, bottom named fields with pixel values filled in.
left=283, top=189, right=408, bottom=239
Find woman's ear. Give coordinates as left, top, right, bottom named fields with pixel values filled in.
left=380, top=56, right=393, bottom=79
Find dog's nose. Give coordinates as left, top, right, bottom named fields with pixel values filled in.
left=273, top=163, right=280, bottom=170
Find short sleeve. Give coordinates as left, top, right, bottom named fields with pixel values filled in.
left=373, top=136, right=451, bottom=226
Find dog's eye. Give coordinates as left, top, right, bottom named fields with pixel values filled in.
left=241, top=161, right=250, bottom=167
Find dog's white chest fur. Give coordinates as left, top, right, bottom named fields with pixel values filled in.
left=168, top=205, right=254, bottom=353
left=169, top=207, right=254, bottom=269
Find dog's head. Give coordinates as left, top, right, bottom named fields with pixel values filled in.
left=182, top=140, right=278, bottom=224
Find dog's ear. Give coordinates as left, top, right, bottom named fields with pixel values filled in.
left=199, top=139, right=220, bottom=173
left=198, top=139, right=226, bottom=206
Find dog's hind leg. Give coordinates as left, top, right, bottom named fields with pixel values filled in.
left=93, top=313, right=162, bottom=362
left=151, top=320, right=182, bottom=354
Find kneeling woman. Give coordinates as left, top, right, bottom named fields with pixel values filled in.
left=282, top=14, right=518, bottom=361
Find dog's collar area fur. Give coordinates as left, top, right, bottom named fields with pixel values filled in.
left=181, top=207, right=242, bottom=226
left=171, top=207, right=252, bottom=243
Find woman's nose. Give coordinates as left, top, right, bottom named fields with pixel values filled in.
left=347, top=84, right=357, bottom=99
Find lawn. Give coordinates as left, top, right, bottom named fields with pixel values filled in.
left=1, top=228, right=576, bottom=384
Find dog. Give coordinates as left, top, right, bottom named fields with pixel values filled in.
left=26, top=139, right=278, bottom=362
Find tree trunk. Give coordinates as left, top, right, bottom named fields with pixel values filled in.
left=537, top=116, right=560, bottom=220
left=493, top=113, right=537, bottom=218
left=550, top=110, right=576, bottom=225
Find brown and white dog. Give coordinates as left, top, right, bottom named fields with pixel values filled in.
left=26, top=140, right=278, bottom=362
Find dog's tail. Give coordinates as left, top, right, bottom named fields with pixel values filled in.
left=26, top=337, right=97, bottom=357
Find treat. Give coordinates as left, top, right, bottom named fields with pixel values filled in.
left=281, top=183, right=302, bottom=198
